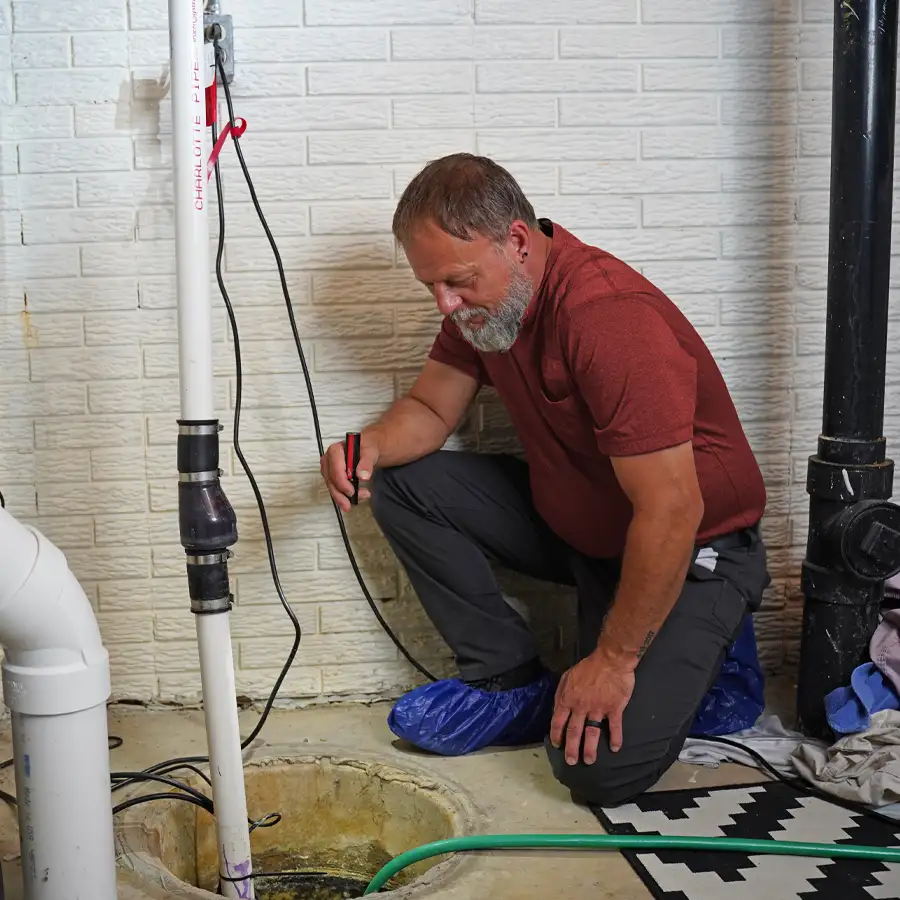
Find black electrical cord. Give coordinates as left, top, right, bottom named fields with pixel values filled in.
left=108, top=118, right=310, bottom=795
left=142, top=753, right=208, bottom=774
left=0, top=740, right=216, bottom=818
left=109, top=767, right=280, bottom=832
left=110, top=771, right=212, bottom=807
left=112, top=791, right=210, bottom=817
left=0, top=489, right=5, bottom=508
left=210, top=121, right=305, bottom=749
left=102, top=141, right=302, bottom=830
left=103, top=114, right=311, bottom=829
left=690, top=733, right=900, bottom=828
left=111, top=762, right=211, bottom=793
left=214, top=43, right=436, bottom=683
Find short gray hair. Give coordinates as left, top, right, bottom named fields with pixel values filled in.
left=392, top=153, right=538, bottom=245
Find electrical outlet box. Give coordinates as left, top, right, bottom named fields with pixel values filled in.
left=204, top=13, right=234, bottom=84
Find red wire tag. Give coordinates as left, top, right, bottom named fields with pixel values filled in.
left=205, top=81, right=217, bottom=127
left=207, top=118, right=248, bottom=182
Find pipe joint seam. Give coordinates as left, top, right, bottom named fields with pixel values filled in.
left=806, top=455, right=894, bottom=502
left=177, top=418, right=238, bottom=554
left=187, top=557, right=233, bottom=615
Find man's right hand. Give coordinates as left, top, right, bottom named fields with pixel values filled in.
left=320, top=433, right=380, bottom=512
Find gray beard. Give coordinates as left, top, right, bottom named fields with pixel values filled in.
left=450, top=270, right=533, bottom=352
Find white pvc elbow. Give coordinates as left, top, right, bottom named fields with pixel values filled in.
left=0, top=506, right=110, bottom=716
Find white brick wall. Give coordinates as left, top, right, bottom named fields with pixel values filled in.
left=1, top=0, right=894, bottom=704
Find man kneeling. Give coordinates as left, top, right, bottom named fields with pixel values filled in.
left=320, top=153, right=770, bottom=808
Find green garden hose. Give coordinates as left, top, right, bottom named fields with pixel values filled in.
left=362, top=833, right=900, bottom=895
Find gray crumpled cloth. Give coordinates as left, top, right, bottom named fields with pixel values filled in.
left=792, top=709, right=900, bottom=807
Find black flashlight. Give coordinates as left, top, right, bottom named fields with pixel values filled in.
left=345, top=432, right=361, bottom=506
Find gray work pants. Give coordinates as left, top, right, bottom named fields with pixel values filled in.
left=370, top=451, right=770, bottom=807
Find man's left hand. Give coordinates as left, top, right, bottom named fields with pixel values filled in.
left=550, top=650, right=636, bottom=765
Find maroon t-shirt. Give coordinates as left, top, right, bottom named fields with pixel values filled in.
left=429, top=219, right=767, bottom=559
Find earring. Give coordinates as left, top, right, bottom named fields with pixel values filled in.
left=522, top=252, right=528, bottom=261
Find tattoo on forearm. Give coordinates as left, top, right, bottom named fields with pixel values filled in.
left=636, top=630, right=656, bottom=659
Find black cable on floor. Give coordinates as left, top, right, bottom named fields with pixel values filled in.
left=690, top=733, right=900, bottom=828
left=214, top=43, right=436, bottom=683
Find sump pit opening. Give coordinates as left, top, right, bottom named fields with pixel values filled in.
left=230, top=864, right=371, bottom=900
left=115, top=753, right=474, bottom=899
left=213, top=846, right=403, bottom=900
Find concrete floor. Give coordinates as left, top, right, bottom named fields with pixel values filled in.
left=0, top=688, right=794, bottom=900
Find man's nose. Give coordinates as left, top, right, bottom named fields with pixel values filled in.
left=435, top=286, right=463, bottom=316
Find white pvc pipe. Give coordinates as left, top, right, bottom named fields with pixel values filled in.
left=196, top=615, right=255, bottom=891
left=0, top=506, right=116, bottom=900
left=168, top=0, right=254, bottom=896
left=12, top=706, right=114, bottom=900
left=170, top=0, right=215, bottom=421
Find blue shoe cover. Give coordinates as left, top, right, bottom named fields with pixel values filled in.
left=387, top=672, right=557, bottom=756
left=691, top=614, right=766, bottom=736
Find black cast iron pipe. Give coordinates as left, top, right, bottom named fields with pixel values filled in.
left=797, top=0, right=900, bottom=739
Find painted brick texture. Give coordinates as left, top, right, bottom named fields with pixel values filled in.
left=0, top=0, right=888, bottom=703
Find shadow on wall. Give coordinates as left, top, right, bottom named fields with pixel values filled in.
left=289, top=246, right=577, bottom=685
left=221, top=244, right=453, bottom=697
left=125, top=69, right=177, bottom=209
left=667, top=25, right=804, bottom=677
left=708, top=28, right=800, bottom=676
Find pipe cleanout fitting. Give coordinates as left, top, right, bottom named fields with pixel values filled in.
left=797, top=0, right=900, bottom=739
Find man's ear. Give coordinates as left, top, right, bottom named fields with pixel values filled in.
left=506, top=220, right=531, bottom=261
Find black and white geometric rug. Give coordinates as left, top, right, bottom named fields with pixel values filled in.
left=591, top=781, right=900, bottom=899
